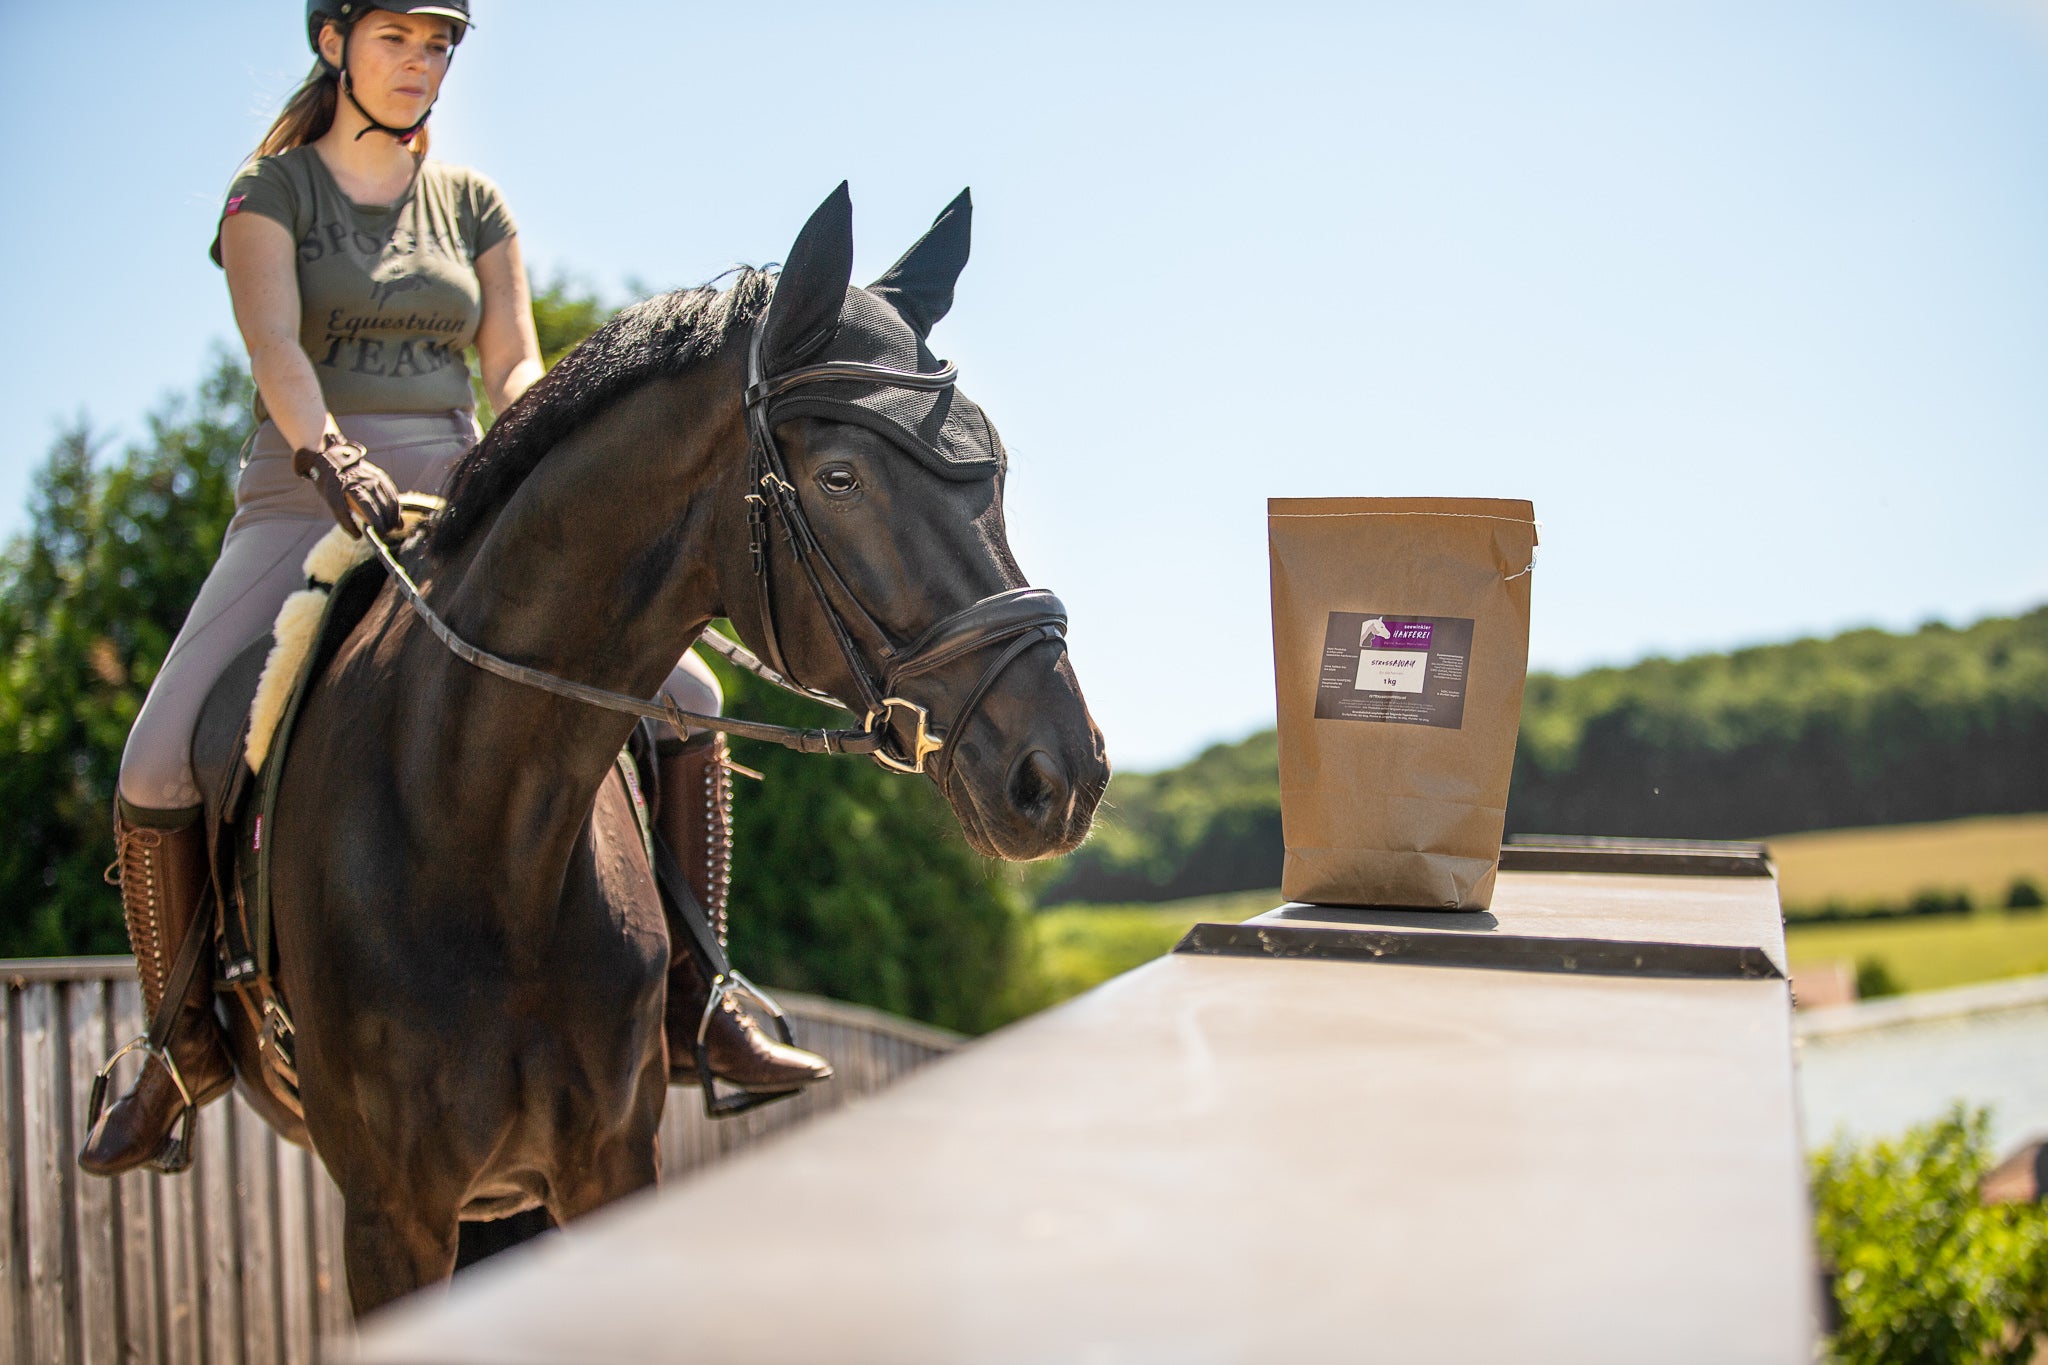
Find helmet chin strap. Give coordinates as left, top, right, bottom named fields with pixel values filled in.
left=340, top=66, right=434, bottom=143
left=323, top=16, right=452, bottom=146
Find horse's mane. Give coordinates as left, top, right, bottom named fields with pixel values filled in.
left=427, top=267, right=775, bottom=556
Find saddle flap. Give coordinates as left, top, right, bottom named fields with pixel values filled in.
left=193, top=635, right=270, bottom=836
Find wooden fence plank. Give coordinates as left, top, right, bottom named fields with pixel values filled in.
left=234, top=1098, right=281, bottom=1365
left=159, top=1146, right=202, bottom=1365
left=194, top=1096, right=239, bottom=1365
left=274, top=1143, right=315, bottom=1365
left=309, top=1163, right=351, bottom=1358
left=3, top=984, right=26, bottom=1365
left=108, top=977, right=162, bottom=1365
left=21, top=981, right=76, bottom=1364
left=67, top=980, right=121, bottom=1365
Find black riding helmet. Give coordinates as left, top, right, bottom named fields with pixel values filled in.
left=305, top=1, right=472, bottom=141
left=306, top=0, right=470, bottom=53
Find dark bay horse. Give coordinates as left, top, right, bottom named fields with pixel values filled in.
left=262, top=185, right=1107, bottom=1313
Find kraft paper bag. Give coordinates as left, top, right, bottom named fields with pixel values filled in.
left=1269, top=497, right=1538, bottom=909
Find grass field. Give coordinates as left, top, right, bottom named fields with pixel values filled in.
left=1784, top=913, right=2048, bottom=995
left=1762, top=812, right=2048, bottom=909
left=1032, top=890, right=1280, bottom=1001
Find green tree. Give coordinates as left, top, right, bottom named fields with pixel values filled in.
left=1813, top=1106, right=2048, bottom=1364
left=0, top=354, right=251, bottom=955
left=1041, top=728, right=1282, bottom=903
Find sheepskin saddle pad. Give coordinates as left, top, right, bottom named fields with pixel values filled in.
left=189, top=498, right=441, bottom=836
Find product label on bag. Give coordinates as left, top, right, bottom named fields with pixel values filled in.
left=1313, top=612, right=1474, bottom=729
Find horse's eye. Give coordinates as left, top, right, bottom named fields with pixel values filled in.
left=818, top=467, right=860, bottom=496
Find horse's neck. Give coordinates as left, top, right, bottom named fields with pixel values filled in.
left=410, top=366, right=746, bottom=835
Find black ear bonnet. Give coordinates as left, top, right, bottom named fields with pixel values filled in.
left=765, top=287, right=1004, bottom=482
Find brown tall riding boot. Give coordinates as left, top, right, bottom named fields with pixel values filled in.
left=78, top=803, right=234, bottom=1176
left=658, top=733, right=832, bottom=1093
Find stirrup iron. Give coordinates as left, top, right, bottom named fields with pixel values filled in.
left=693, top=970, right=803, bottom=1119
left=86, top=1036, right=200, bottom=1174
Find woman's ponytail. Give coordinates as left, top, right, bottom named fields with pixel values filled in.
left=250, top=64, right=339, bottom=160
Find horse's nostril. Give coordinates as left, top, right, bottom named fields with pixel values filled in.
left=1007, top=748, right=1069, bottom=821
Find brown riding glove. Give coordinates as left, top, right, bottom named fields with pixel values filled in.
left=292, top=433, right=403, bottom=540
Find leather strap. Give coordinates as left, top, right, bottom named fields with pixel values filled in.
left=745, top=358, right=957, bottom=407
left=695, top=626, right=842, bottom=707
left=886, top=589, right=1067, bottom=685
left=361, top=528, right=888, bottom=757
left=146, top=901, right=215, bottom=1054
left=650, top=826, right=730, bottom=979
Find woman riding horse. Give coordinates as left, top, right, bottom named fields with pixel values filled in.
left=79, top=0, right=828, bottom=1177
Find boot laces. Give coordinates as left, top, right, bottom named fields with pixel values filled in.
left=112, top=825, right=170, bottom=1005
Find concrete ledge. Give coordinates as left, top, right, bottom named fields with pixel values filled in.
left=351, top=869, right=1817, bottom=1365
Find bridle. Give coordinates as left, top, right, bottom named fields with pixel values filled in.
left=735, top=323, right=1068, bottom=776
left=364, top=316, right=1068, bottom=778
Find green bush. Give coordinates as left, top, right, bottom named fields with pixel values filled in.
left=1812, top=1106, right=2048, bottom=1364
left=2005, top=878, right=2045, bottom=914
left=1909, top=890, right=1975, bottom=919
left=1785, top=888, right=1986, bottom=926
left=1853, top=956, right=1903, bottom=999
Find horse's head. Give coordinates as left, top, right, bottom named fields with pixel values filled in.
left=727, top=184, right=1107, bottom=860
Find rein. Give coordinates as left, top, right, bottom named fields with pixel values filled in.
left=360, top=527, right=889, bottom=757
left=361, top=319, right=1068, bottom=773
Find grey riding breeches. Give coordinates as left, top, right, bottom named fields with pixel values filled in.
left=116, top=410, right=722, bottom=812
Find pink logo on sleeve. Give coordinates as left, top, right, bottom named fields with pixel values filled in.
left=225, top=194, right=247, bottom=216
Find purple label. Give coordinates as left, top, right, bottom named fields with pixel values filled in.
left=1363, top=619, right=1433, bottom=651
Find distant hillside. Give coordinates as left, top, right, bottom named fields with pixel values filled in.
left=1044, top=607, right=2048, bottom=905
left=1052, top=730, right=1284, bottom=904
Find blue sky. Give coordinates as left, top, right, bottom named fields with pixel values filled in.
left=3, top=1, right=2044, bottom=770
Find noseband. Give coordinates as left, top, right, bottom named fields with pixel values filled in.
left=364, top=320, right=1068, bottom=777
left=738, top=325, right=1069, bottom=775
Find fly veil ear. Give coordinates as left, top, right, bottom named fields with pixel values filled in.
left=759, top=182, right=858, bottom=373
left=757, top=187, right=998, bottom=483
left=869, top=190, right=972, bottom=339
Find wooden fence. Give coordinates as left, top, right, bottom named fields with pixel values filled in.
left=0, top=957, right=961, bottom=1365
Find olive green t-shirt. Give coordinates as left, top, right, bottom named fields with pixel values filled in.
left=211, top=147, right=515, bottom=418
